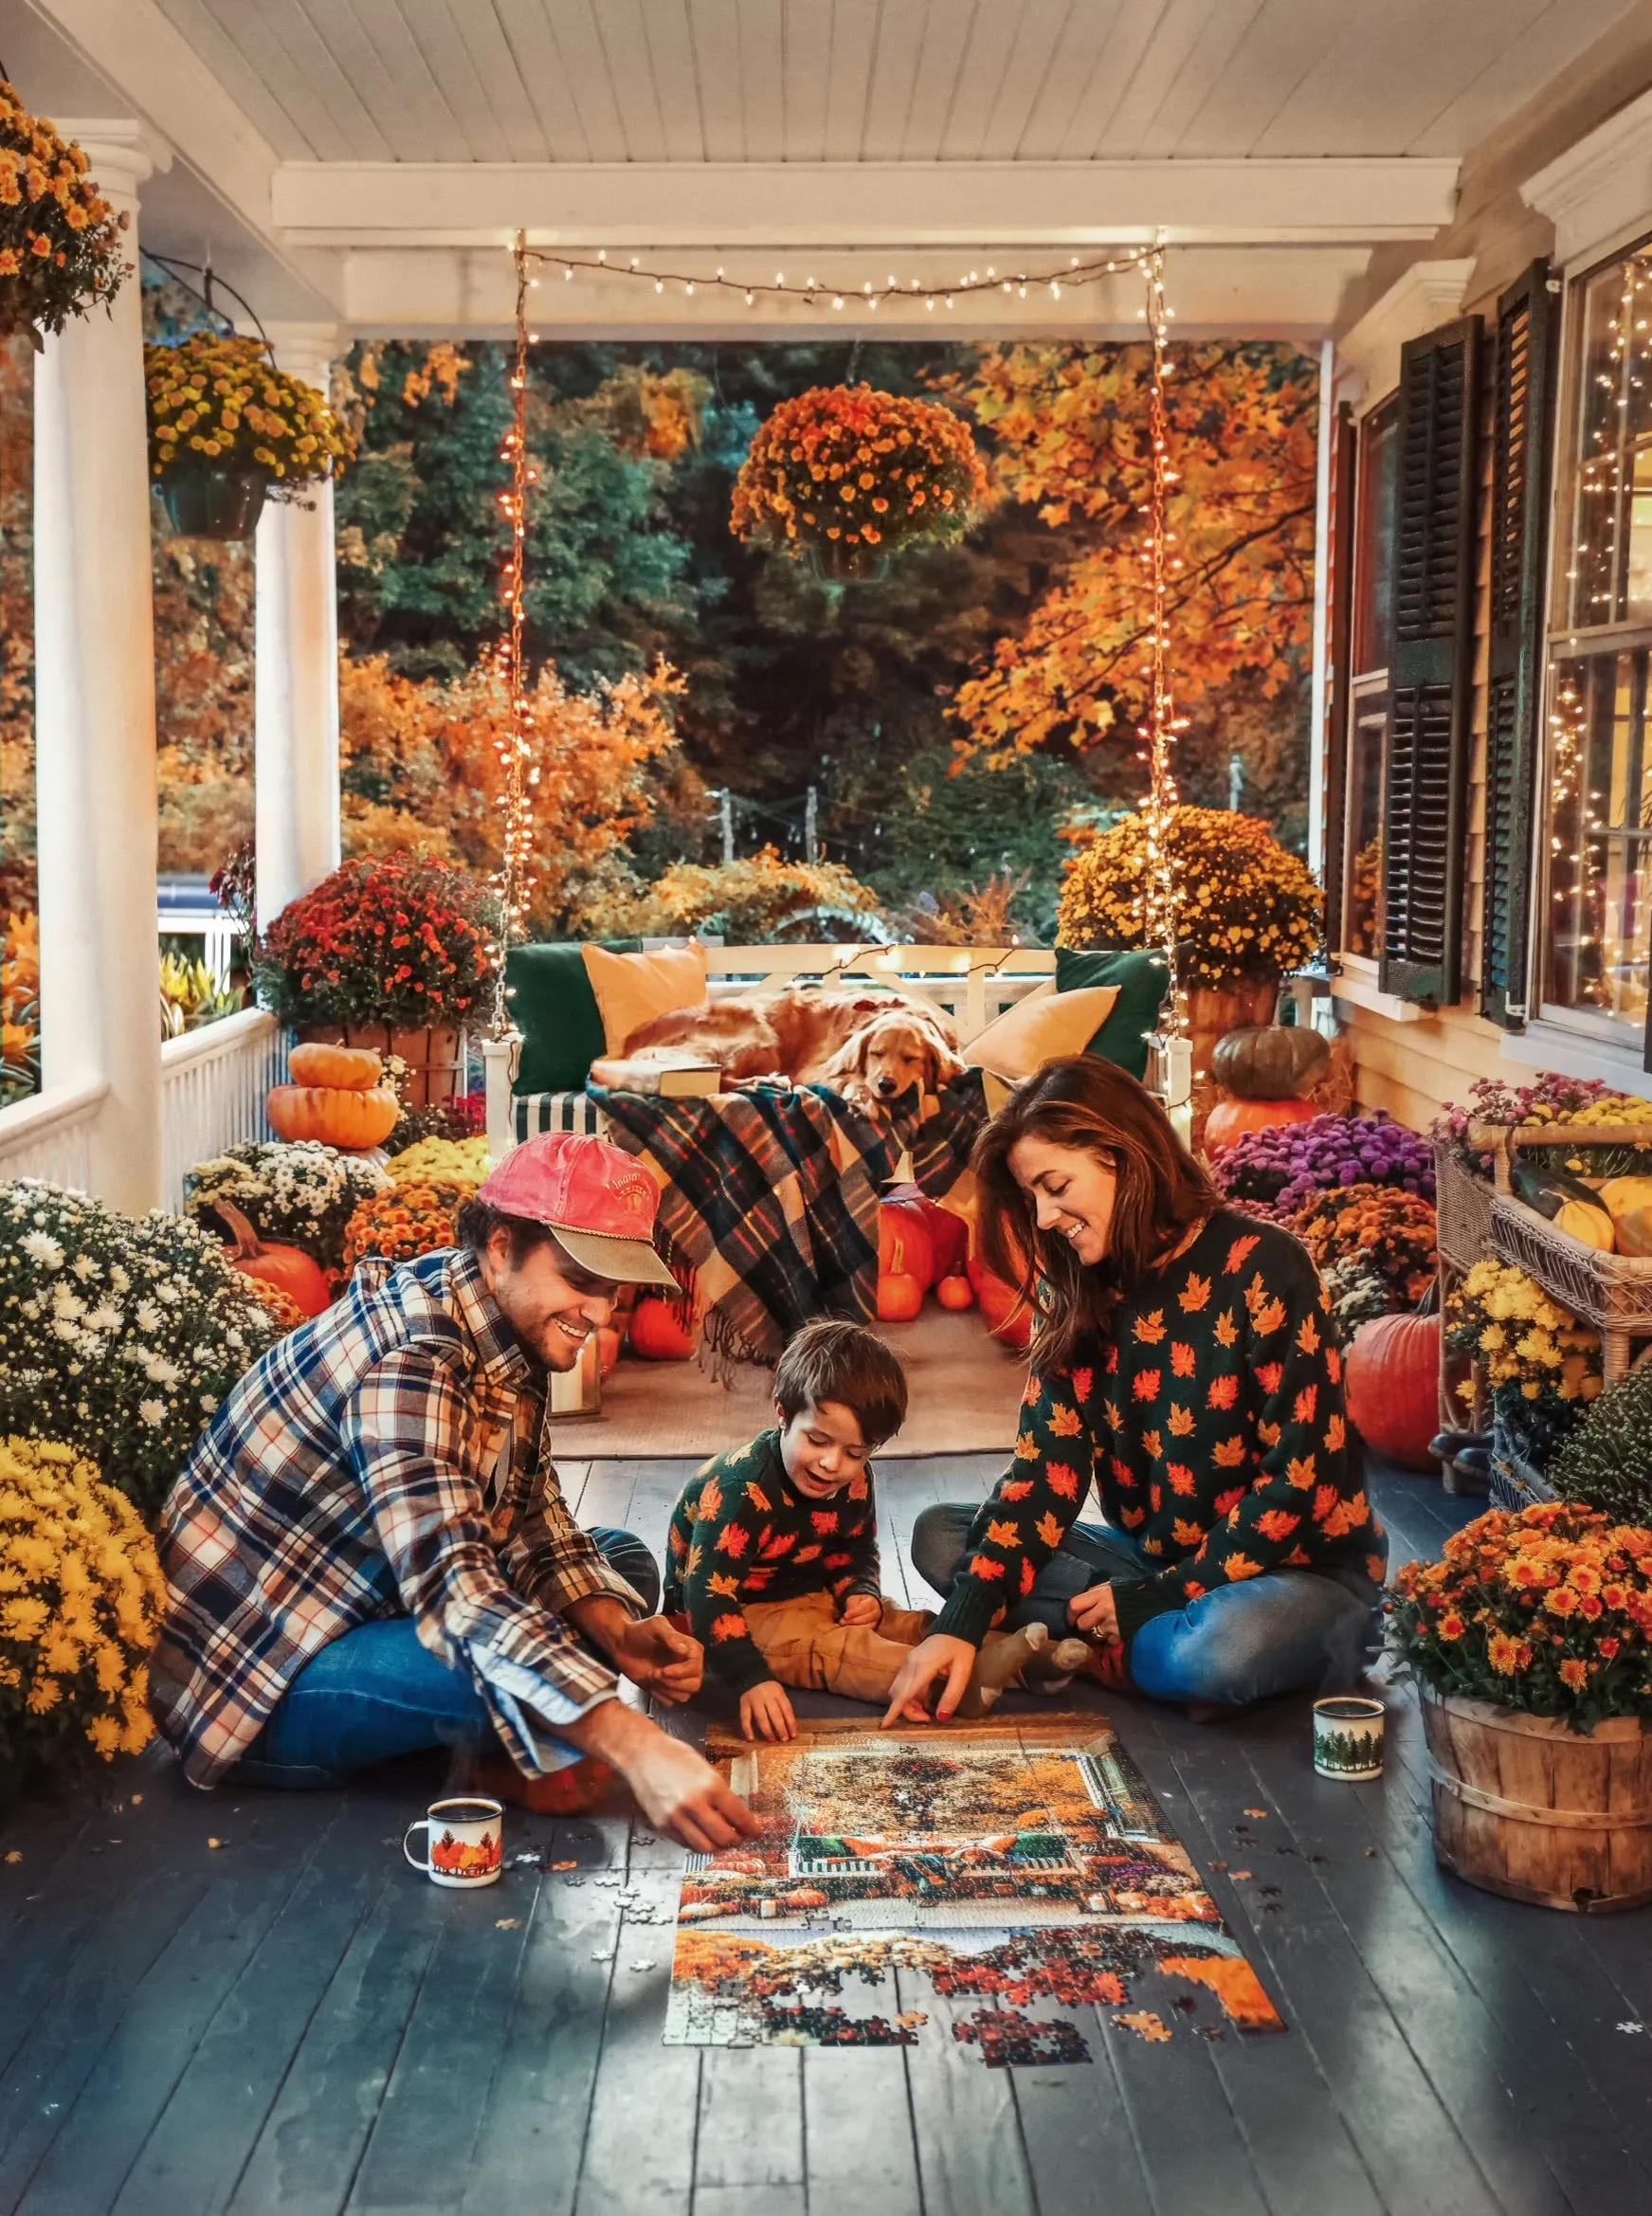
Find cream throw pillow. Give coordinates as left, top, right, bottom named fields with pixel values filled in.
left=583, top=942, right=708, bottom=1054
left=967, top=983, right=1120, bottom=1083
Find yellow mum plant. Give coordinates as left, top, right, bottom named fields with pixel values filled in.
left=0, top=81, right=128, bottom=344
left=145, top=331, right=354, bottom=496
left=0, top=1438, right=164, bottom=1774
left=385, top=1135, right=492, bottom=1190
left=1057, top=805, right=1322, bottom=988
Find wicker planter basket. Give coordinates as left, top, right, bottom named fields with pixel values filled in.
left=1421, top=1688, right=1652, bottom=1911
left=1433, top=1138, right=1494, bottom=1274
left=1488, top=1413, right=1556, bottom=1513
left=297, top=1022, right=466, bottom=1109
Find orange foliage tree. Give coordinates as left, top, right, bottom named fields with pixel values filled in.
left=339, top=650, right=685, bottom=933
left=949, top=342, right=1318, bottom=766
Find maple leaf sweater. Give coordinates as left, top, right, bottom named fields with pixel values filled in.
left=931, top=1209, right=1388, bottom=1652
left=663, top=1428, right=883, bottom=1695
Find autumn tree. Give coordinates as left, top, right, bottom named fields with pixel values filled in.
left=949, top=341, right=1318, bottom=768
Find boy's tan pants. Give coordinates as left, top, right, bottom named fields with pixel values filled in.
left=740, top=1589, right=934, bottom=1702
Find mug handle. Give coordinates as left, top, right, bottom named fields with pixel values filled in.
left=403, top=1819, right=430, bottom=1871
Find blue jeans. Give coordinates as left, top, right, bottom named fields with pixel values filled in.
left=910, top=1505, right=1380, bottom=1707
left=232, top=1526, right=659, bottom=1788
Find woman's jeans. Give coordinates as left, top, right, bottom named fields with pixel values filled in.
left=910, top=1505, right=1380, bottom=1707
left=232, top=1526, right=659, bottom=1788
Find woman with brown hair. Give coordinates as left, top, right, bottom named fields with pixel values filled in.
left=887, top=1056, right=1387, bottom=1723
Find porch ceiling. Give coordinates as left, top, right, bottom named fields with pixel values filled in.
left=8, top=0, right=1644, bottom=341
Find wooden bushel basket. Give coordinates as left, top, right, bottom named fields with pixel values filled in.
left=297, top=1022, right=465, bottom=1108
left=1421, top=1688, right=1652, bottom=1912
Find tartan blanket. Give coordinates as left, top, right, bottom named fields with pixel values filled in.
left=590, top=1075, right=989, bottom=1370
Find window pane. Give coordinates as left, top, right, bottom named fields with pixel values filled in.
left=1546, top=650, right=1652, bottom=1023
left=1343, top=700, right=1386, bottom=955
left=1353, top=404, right=1397, bottom=675
left=1569, top=246, right=1652, bottom=627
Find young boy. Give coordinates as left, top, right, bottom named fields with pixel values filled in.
left=665, top=1317, right=1084, bottom=1741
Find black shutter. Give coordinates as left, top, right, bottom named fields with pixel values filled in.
left=1481, top=262, right=1559, bottom=1027
left=1322, top=401, right=1357, bottom=951
left=1381, top=314, right=1482, bottom=1005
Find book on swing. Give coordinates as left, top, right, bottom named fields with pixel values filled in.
left=589, top=1050, right=721, bottom=1098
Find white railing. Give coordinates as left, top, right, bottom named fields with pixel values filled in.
left=160, top=1008, right=289, bottom=1209
left=157, top=902, right=242, bottom=989
left=0, top=1080, right=109, bottom=1191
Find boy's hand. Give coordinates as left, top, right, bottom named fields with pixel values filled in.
left=739, top=1680, right=798, bottom=1743
left=881, top=1633, right=977, bottom=1727
left=608, top=1615, right=703, bottom=1704
left=839, top=1592, right=882, bottom=1628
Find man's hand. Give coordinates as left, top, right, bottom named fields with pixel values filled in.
left=739, top=1679, right=798, bottom=1743
left=880, top=1632, right=978, bottom=1728
left=608, top=1615, right=703, bottom=1704
left=839, top=1592, right=882, bottom=1629
left=569, top=1701, right=762, bottom=1853
left=1068, top=1583, right=1120, bottom=1642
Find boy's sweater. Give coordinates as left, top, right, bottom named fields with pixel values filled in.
left=932, top=1209, right=1388, bottom=1651
left=664, top=1427, right=882, bottom=1694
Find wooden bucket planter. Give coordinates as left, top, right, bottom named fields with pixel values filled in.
left=298, top=1022, right=465, bottom=1108
left=1421, top=1688, right=1652, bottom=1912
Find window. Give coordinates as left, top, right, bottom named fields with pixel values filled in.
left=1547, top=237, right=1652, bottom=1035
left=1339, top=398, right=1398, bottom=956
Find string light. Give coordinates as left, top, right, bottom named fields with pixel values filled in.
left=1137, top=245, right=1189, bottom=1046
left=515, top=241, right=1153, bottom=311
left=491, top=233, right=539, bottom=1030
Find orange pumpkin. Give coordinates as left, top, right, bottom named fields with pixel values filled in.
left=1203, top=1095, right=1320, bottom=1154
left=212, top=1199, right=331, bottom=1318
left=287, top=1041, right=384, bottom=1091
left=967, top=1255, right=1032, bottom=1352
left=596, top=1325, right=622, bottom=1377
left=1345, top=1310, right=1440, bottom=1469
left=629, top=1296, right=697, bottom=1361
left=879, top=1200, right=936, bottom=1293
left=877, top=1270, right=924, bottom=1323
left=936, top=1273, right=974, bottom=1312
left=267, top=1081, right=401, bottom=1150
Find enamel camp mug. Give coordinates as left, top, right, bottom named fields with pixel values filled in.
left=1313, top=1696, right=1386, bottom=1781
left=403, top=1795, right=504, bottom=1887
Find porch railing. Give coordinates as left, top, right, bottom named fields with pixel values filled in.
left=0, top=1080, right=108, bottom=1190
left=159, top=1008, right=289, bottom=1210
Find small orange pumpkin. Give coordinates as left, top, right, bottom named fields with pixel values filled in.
left=877, top=1270, right=924, bottom=1323
left=212, top=1199, right=331, bottom=1318
left=1203, top=1095, right=1320, bottom=1154
left=596, top=1324, right=622, bottom=1377
left=935, top=1273, right=974, bottom=1312
left=268, top=1081, right=401, bottom=1151
left=629, top=1296, right=697, bottom=1361
left=287, top=1041, right=384, bottom=1091
left=967, top=1256, right=1032, bottom=1352
left=1345, top=1310, right=1440, bottom=1469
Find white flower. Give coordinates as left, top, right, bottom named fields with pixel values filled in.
left=109, top=1263, right=130, bottom=1294
left=200, top=1394, right=218, bottom=1414
left=70, top=1254, right=99, bottom=1282
left=87, top=1303, right=123, bottom=1334
left=134, top=1301, right=162, bottom=1334
left=137, top=1398, right=166, bottom=1426
left=51, top=1283, right=85, bottom=1320
left=21, top=1231, right=64, bottom=1272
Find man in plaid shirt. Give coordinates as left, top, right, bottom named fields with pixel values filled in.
left=152, top=1135, right=759, bottom=1854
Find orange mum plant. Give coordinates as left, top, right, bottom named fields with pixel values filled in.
left=1389, top=1500, right=1652, bottom=1730
left=731, top=384, right=988, bottom=579
left=0, top=82, right=128, bottom=345
left=342, top=1180, right=467, bottom=1272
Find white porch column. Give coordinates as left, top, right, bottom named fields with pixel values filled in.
left=33, top=121, right=166, bottom=1212
left=255, top=321, right=344, bottom=931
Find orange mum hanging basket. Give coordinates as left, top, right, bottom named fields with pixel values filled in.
left=731, top=384, right=988, bottom=581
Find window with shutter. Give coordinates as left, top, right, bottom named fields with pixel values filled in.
left=1482, top=263, right=1560, bottom=1029
left=1380, top=316, right=1481, bottom=1005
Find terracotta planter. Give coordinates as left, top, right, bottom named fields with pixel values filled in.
left=297, top=1021, right=465, bottom=1108
left=158, top=470, right=267, bottom=541
left=1421, top=1687, right=1652, bottom=1912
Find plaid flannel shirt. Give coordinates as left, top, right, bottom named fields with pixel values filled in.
left=150, top=1245, right=646, bottom=1789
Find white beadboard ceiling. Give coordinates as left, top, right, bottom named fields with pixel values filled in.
left=147, top=0, right=1640, bottom=170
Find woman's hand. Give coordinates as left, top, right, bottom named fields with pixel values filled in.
left=839, top=1592, right=882, bottom=1628
left=739, top=1680, right=798, bottom=1743
left=1067, top=1583, right=1120, bottom=1642
left=880, top=1633, right=978, bottom=1727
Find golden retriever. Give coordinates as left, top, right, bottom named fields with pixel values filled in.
left=623, top=989, right=964, bottom=1108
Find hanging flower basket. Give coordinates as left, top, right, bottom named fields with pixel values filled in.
left=0, top=83, right=130, bottom=348
left=731, top=384, right=987, bottom=578
left=145, top=331, right=354, bottom=540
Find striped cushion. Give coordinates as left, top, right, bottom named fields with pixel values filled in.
left=512, top=1091, right=608, bottom=1143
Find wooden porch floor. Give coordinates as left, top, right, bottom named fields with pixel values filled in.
left=7, top=1457, right=1652, bottom=2216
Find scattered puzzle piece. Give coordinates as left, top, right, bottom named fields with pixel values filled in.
left=1244, top=1808, right=1268, bottom=1819
left=3, top=1850, right=20, bottom=1864
left=1114, top=2010, right=1172, bottom=2043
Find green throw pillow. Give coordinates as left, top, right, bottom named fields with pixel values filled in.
left=1053, top=948, right=1170, bottom=1081
left=505, top=940, right=642, bottom=1095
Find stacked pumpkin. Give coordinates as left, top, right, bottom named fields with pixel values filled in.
left=1203, top=1025, right=1329, bottom=1154
left=269, top=1043, right=401, bottom=1152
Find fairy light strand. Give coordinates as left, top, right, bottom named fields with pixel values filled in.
left=492, top=233, right=539, bottom=1031
left=1138, top=246, right=1189, bottom=1040
left=517, top=242, right=1153, bottom=313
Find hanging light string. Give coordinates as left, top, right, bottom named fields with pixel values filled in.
left=1138, top=245, right=1188, bottom=1040
left=492, top=232, right=539, bottom=1031
left=516, top=242, right=1152, bottom=313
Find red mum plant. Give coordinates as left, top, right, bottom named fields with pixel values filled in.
left=255, top=854, right=496, bottom=1029
left=732, top=383, right=988, bottom=578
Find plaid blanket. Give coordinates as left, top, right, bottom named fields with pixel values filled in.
left=590, top=1075, right=989, bottom=1370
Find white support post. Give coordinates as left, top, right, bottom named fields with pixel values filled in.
left=255, top=321, right=344, bottom=932
left=33, top=122, right=167, bottom=1213
left=1307, top=335, right=1334, bottom=880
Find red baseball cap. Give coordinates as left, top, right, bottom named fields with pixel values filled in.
left=477, top=1133, right=676, bottom=1287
